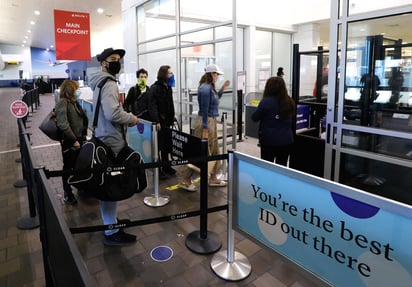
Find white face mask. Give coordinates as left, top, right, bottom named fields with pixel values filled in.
left=75, top=90, right=81, bottom=98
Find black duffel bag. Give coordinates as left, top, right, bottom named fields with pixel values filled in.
left=67, top=77, right=147, bottom=201
left=67, top=136, right=147, bottom=201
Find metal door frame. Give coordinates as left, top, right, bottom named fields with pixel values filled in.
left=325, top=1, right=412, bottom=181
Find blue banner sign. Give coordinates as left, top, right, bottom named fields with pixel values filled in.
left=296, top=104, right=310, bottom=130
left=127, top=121, right=154, bottom=164
left=232, top=152, right=412, bottom=287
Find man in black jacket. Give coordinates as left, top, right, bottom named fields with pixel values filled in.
left=147, top=65, right=176, bottom=179
left=123, top=68, right=150, bottom=119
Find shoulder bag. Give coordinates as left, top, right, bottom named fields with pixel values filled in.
left=39, top=108, right=62, bottom=141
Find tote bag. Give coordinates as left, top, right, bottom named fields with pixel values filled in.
left=39, top=109, right=62, bottom=141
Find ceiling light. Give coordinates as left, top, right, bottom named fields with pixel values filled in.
left=34, top=10, right=40, bottom=16
left=30, top=21, right=35, bottom=25
left=50, top=45, right=54, bottom=48
left=97, top=8, right=104, bottom=14
left=27, top=29, right=31, bottom=33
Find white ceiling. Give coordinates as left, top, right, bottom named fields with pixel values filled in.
left=0, top=0, right=122, bottom=56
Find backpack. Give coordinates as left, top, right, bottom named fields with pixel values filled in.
left=130, top=85, right=150, bottom=120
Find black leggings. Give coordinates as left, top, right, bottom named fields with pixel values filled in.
left=61, top=146, right=80, bottom=193
left=260, top=144, right=293, bottom=166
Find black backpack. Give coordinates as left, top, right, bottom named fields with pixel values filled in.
left=130, top=85, right=150, bottom=120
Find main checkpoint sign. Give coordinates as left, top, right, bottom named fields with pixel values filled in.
left=10, top=100, right=29, bottom=118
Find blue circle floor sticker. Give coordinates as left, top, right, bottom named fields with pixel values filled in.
left=150, top=246, right=173, bottom=262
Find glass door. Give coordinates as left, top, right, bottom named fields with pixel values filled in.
left=326, top=10, right=412, bottom=205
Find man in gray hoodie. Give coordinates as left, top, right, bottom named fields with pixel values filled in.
left=89, top=47, right=139, bottom=246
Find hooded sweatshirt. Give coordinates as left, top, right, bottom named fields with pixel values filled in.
left=89, top=71, right=135, bottom=154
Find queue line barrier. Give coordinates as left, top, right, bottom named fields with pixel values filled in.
left=16, top=115, right=253, bottom=285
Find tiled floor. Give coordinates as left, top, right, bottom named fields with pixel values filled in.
left=0, top=87, right=326, bottom=287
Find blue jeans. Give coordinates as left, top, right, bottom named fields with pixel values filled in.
left=100, top=201, right=118, bottom=236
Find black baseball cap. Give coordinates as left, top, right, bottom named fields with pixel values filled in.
left=96, top=48, right=125, bottom=62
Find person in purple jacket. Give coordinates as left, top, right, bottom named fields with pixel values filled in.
left=251, top=76, right=295, bottom=166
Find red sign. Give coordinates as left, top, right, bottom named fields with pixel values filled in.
left=54, top=9, right=91, bottom=60
left=10, top=100, right=29, bottom=118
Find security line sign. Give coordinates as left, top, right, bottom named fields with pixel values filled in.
left=167, top=128, right=204, bottom=160
left=54, top=9, right=91, bottom=60
left=231, top=151, right=412, bottom=287
left=10, top=100, right=29, bottom=118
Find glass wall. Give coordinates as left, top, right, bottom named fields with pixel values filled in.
left=327, top=2, right=412, bottom=205
left=135, top=0, right=234, bottom=134
left=255, top=30, right=272, bottom=91
left=138, top=50, right=177, bottom=84
left=137, top=0, right=176, bottom=43
left=254, top=30, right=292, bottom=92
left=341, top=13, right=412, bottom=155
left=180, top=0, right=232, bottom=31
left=134, top=0, right=291, bottom=139
left=273, top=32, right=292, bottom=91
left=348, top=0, right=412, bottom=16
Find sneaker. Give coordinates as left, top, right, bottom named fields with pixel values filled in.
left=103, top=229, right=136, bottom=246
left=63, top=193, right=77, bottom=205
left=208, top=180, right=227, bottom=187
left=164, top=166, right=176, bottom=175
left=178, top=182, right=197, bottom=192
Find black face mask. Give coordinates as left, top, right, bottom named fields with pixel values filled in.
left=106, top=61, right=121, bottom=75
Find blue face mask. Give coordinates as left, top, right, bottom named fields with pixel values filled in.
left=167, top=74, right=175, bottom=87
left=75, top=90, right=81, bottom=98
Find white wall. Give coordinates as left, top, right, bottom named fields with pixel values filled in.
left=0, top=45, right=31, bottom=81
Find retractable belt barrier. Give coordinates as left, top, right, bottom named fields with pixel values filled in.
left=43, top=146, right=228, bottom=236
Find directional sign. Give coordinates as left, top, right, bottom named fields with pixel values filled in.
left=10, top=100, right=29, bottom=118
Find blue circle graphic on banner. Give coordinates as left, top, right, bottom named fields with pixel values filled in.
left=150, top=246, right=173, bottom=262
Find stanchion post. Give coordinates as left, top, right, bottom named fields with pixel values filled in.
left=186, top=140, right=222, bottom=254
left=237, top=90, right=243, bottom=141
left=210, top=151, right=251, bottom=281
left=221, top=112, right=228, bottom=181
left=14, top=119, right=27, bottom=188
left=16, top=119, right=39, bottom=229
left=144, top=122, right=170, bottom=207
